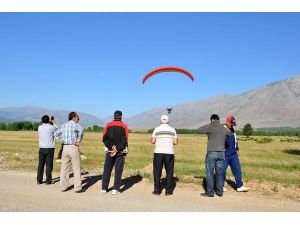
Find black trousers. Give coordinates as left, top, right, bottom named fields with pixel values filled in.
left=102, top=152, right=125, bottom=191
left=153, top=153, right=175, bottom=194
left=37, top=148, right=55, bottom=183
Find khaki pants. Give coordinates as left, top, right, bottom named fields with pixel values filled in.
left=60, top=145, right=82, bottom=192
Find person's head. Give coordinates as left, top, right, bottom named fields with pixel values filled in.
left=41, top=115, right=50, bottom=124
left=210, top=114, right=220, bottom=123
left=226, top=115, right=237, bottom=128
left=69, top=112, right=80, bottom=123
left=114, top=110, right=123, bottom=121
left=160, top=115, right=169, bottom=124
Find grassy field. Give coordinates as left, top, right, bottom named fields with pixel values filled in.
left=0, top=131, right=300, bottom=186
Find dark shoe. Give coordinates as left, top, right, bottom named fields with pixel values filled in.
left=165, top=192, right=173, bottom=196
left=152, top=191, right=160, bottom=196
left=216, top=192, right=223, bottom=197
left=201, top=192, right=214, bottom=198
left=61, top=189, right=68, bottom=192
left=45, top=181, right=53, bottom=185
left=75, top=189, right=86, bottom=193
left=37, top=181, right=43, bottom=185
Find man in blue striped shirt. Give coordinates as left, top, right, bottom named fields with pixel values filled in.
left=54, top=112, right=84, bottom=193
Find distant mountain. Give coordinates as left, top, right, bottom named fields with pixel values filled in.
left=0, top=107, right=104, bottom=127
left=125, top=75, right=300, bottom=129
left=1, top=75, right=300, bottom=129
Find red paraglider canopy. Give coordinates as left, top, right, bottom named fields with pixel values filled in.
left=142, top=66, right=195, bottom=84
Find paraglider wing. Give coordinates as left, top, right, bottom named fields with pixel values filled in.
left=142, top=66, right=195, bottom=84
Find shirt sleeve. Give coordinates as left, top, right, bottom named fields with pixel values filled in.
left=102, top=124, right=112, bottom=150
left=125, top=124, right=129, bottom=141
left=152, top=128, right=157, bottom=138
left=197, top=124, right=211, bottom=134
left=174, top=129, right=178, bottom=139
left=75, top=124, right=83, bottom=142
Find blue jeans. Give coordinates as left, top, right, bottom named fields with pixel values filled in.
left=205, top=151, right=225, bottom=195
left=222, top=154, right=243, bottom=188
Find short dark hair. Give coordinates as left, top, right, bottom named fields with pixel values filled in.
left=42, top=115, right=50, bottom=124
left=210, top=114, right=220, bottom=121
left=69, top=112, right=77, bottom=121
left=114, top=110, right=122, bottom=120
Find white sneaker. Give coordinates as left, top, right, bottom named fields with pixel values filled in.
left=237, top=186, right=250, bottom=192
left=223, top=187, right=228, bottom=192
left=112, top=190, right=120, bottom=195
left=101, top=190, right=107, bottom=194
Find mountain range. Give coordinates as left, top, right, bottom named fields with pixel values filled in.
left=1, top=75, right=300, bottom=128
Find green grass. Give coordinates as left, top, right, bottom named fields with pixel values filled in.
left=0, top=131, right=299, bottom=185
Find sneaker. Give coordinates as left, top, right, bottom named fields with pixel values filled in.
left=223, top=187, right=228, bottom=192
left=237, top=186, right=250, bottom=192
left=101, top=190, right=107, bottom=194
left=165, top=192, right=173, bottom=196
left=216, top=192, right=223, bottom=197
left=201, top=193, right=214, bottom=198
left=112, top=190, right=120, bottom=195
left=152, top=191, right=160, bottom=196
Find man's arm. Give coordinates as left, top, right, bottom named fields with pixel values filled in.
left=151, top=137, right=156, bottom=144
left=151, top=128, right=157, bottom=144
left=54, top=126, right=63, bottom=140
left=173, top=129, right=178, bottom=145
left=197, top=124, right=211, bottom=134
left=75, top=124, right=83, bottom=145
left=173, top=138, right=178, bottom=145
left=102, top=125, right=113, bottom=150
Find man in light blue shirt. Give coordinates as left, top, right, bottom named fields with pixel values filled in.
left=54, top=112, right=84, bottom=193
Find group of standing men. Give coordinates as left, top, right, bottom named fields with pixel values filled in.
left=37, top=110, right=248, bottom=197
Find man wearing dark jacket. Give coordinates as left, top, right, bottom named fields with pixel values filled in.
left=223, top=116, right=249, bottom=192
left=198, top=114, right=231, bottom=197
left=102, top=110, right=128, bottom=195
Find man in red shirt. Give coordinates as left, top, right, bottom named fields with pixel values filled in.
left=101, top=110, right=129, bottom=195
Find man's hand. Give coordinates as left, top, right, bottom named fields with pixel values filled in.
left=108, top=145, right=117, bottom=157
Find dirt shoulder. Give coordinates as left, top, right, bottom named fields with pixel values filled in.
left=0, top=170, right=299, bottom=212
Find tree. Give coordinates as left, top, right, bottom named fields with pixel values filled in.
left=0, top=123, right=7, bottom=130
left=242, top=123, right=253, bottom=137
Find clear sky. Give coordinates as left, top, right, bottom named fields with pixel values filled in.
left=0, top=13, right=299, bottom=118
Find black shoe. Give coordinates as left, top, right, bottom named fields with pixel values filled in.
left=201, top=193, right=214, bottom=198
left=37, top=181, right=43, bottom=185
left=216, top=192, right=224, bottom=197
left=75, top=189, right=86, bottom=193
left=165, top=192, right=173, bottom=196
left=152, top=191, right=160, bottom=196
left=45, top=181, right=53, bottom=185
left=61, top=189, right=68, bottom=192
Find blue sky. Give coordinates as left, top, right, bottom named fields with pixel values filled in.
left=0, top=13, right=299, bottom=118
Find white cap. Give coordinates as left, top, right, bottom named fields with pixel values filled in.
left=160, top=115, right=169, bottom=124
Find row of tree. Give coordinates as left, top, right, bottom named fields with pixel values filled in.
left=1, top=121, right=299, bottom=137
left=0, top=121, right=42, bottom=131
left=84, top=125, right=104, bottom=132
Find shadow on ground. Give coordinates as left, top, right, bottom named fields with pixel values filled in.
left=283, top=149, right=300, bottom=155
left=194, top=176, right=236, bottom=192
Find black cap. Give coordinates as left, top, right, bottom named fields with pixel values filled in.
left=114, top=110, right=122, bottom=120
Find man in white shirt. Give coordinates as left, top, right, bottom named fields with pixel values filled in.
left=151, top=115, right=178, bottom=196
left=37, top=115, right=58, bottom=185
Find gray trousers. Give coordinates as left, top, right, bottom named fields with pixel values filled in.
left=60, top=145, right=82, bottom=192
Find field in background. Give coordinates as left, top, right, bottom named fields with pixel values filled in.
left=0, top=131, right=300, bottom=186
